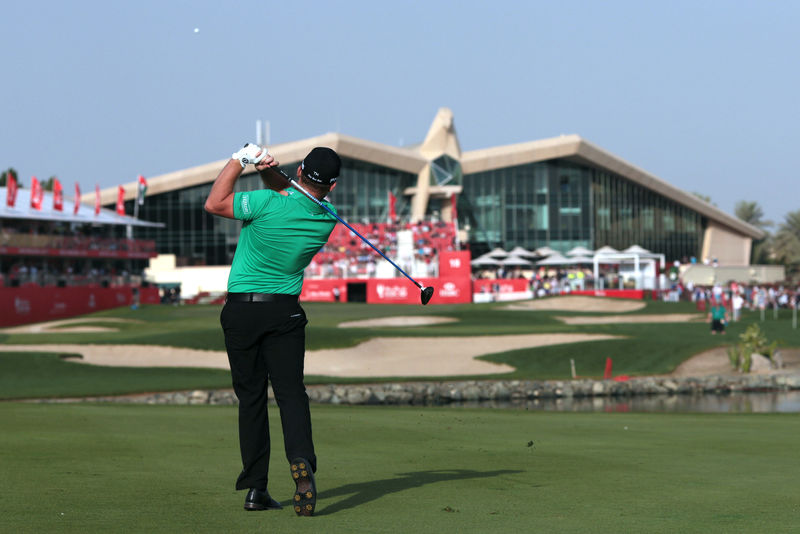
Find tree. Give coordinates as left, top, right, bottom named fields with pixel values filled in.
left=42, top=176, right=57, bottom=192
left=773, top=209, right=800, bottom=279
left=734, top=200, right=772, bottom=230
left=734, top=200, right=773, bottom=264
left=692, top=192, right=716, bottom=206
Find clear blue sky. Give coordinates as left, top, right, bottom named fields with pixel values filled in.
left=2, top=0, right=797, bottom=224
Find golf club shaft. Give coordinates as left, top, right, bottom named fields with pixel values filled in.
left=269, top=167, right=424, bottom=290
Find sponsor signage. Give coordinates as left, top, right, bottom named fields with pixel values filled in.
left=570, top=289, right=645, bottom=299
left=0, top=286, right=159, bottom=327
left=368, top=277, right=471, bottom=304
left=439, top=250, right=471, bottom=278
left=299, top=280, right=347, bottom=303
left=473, top=278, right=530, bottom=294
left=0, top=246, right=156, bottom=259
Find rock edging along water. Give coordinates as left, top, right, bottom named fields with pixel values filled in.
left=40, top=373, right=800, bottom=405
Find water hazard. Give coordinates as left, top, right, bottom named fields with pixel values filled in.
left=447, top=390, right=800, bottom=413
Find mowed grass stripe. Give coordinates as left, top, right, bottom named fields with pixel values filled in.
left=1, top=403, right=798, bottom=533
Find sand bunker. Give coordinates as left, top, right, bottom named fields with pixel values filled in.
left=504, top=296, right=646, bottom=313
left=672, top=347, right=800, bottom=377
left=556, top=313, right=704, bottom=325
left=338, top=316, right=458, bottom=328
left=0, top=333, right=617, bottom=378
left=0, top=318, right=141, bottom=334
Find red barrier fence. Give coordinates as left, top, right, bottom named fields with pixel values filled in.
left=0, top=286, right=159, bottom=327
left=570, top=289, right=645, bottom=299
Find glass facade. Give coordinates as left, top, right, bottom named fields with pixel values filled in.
left=462, top=159, right=703, bottom=260
left=129, top=158, right=416, bottom=266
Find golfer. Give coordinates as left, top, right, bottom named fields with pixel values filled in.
left=205, top=143, right=341, bottom=516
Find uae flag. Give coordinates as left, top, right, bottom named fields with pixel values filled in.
left=6, top=171, right=18, bottom=208
left=31, top=176, right=43, bottom=210
left=53, top=178, right=64, bottom=211
left=116, top=185, right=126, bottom=216
left=74, top=182, right=81, bottom=215
left=136, top=175, right=148, bottom=205
left=94, top=184, right=101, bottom=215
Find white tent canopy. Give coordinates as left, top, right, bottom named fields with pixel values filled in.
left=534, top=246, right=557, bottom=257
left=501, top=255, right=533, bottom=267
left=508, top=246, right=537, bottom=258
left=536, top=253, right=571, bottom=266
left=471, top=254, right=502, bottom=267
left=592, top=244, right=666, bottom=290
left=566, top=246, right=594, bottom=257
left=487, top=247, right=509, bottom=258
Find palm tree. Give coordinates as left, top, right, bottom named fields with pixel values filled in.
left=734, top=200, right=773, bottom=264
left=773, top=210, right=800, bottom=278
left=734, top=201, right=772, bottom=230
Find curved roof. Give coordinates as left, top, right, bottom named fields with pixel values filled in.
left=462, top=135, right=764, bottom=240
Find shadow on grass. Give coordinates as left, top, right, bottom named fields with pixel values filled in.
left=314, top=468, right=523, bottom=515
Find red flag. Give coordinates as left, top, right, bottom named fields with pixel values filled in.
left=31, top=176, right=43, bottom=210
left=6, top=171, right=17, bottom=208
left=74, top=182, right=81, bottom=215
left=53, top=178, right=64, bottom=211
left=388, top=191, right=397, bottom=223
left=116, top=185, right=125, bottom=216
left=450, top=193, right=458, bottom=222
left=95, top=184, right=101, bottom=215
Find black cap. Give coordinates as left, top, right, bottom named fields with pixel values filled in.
left=301, top=147, right=341, bottom=185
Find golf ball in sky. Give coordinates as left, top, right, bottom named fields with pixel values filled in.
left=194, top=28, right=199, bottom=33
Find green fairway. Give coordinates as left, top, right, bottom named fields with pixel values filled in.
left=1, top=299, right=798, bottom=398
left=1, top=403, right=798, bottom=533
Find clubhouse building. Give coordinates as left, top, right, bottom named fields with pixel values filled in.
left=94, top=108, right=763, bottom=270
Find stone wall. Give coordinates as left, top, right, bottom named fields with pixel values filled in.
left=51, top=373, right=800, bottom=406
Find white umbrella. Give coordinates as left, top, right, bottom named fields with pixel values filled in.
left=471, top=255, right=502, bottom=267
left=487, top=247, right=509, bottom=258
left=501, top=255, right=533, bottom=267
left=594, top=245, right=619, bottom=255
left=534, top=246, right=557, bottom=257
left=567, top=255, right=594, bottom=264
left=623, top=244, right=651, bottom=254
left=536, top=253, right=571, bottom=265
left=566, top=246, right=594, bottom=256
left=508, top=246, right=537, bottom=258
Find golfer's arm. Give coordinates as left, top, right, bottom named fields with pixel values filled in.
left=204, top=159, right=242, bottom=219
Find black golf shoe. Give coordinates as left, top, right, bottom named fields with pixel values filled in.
left=290, top=457, right=316, bottom=516
left=243, top=488, right=283, bottom=511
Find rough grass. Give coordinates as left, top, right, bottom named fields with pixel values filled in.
left=1, top=403, right=798, bottom=534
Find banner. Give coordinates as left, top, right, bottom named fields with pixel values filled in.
left=388, top=191, right=396, bottom=223
left=116, top=185, right=125, bottom=215
left=0, top=286, right=160, bottom=327
left=73, top=182, right=81, bottom=215
left=299, top=280, right=348, bottom=302
left=95, top=184, right=101, bottom=215
left=6, top=171, right=17, bottom=208
left=439, top=250, right=471, bottom=278
left=30, top=176, right=43, bottom=210
left=137, top=175, right=148, bottom=205
left=367, top=277, right=471, bottom=305
left=53, top=178, right=63, bottom=211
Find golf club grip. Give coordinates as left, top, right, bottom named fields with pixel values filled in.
left=266, top=167, right=423, bottom=290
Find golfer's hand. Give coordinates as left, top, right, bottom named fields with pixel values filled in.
left=232, top=143, right=268, bottom=168
left=255, top=154, right=279, bottom=171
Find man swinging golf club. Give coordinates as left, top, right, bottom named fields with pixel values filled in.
left=205, top=143, right=341, bottom=516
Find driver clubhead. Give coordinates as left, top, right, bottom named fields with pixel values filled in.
left=420, top=286, right=434, bottom=305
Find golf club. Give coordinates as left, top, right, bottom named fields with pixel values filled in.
left=267, top=166, right=435, bottom=305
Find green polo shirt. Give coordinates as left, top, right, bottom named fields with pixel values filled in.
left=228, top=189, right=337, bottom=294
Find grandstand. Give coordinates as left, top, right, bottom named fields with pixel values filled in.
left=1, top=185, right=163, bottom=326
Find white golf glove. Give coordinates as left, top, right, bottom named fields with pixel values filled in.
left=232, top=143, right=268, bottom=168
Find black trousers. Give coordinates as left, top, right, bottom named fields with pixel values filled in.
left=220, top=298, right=316, bottom=491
